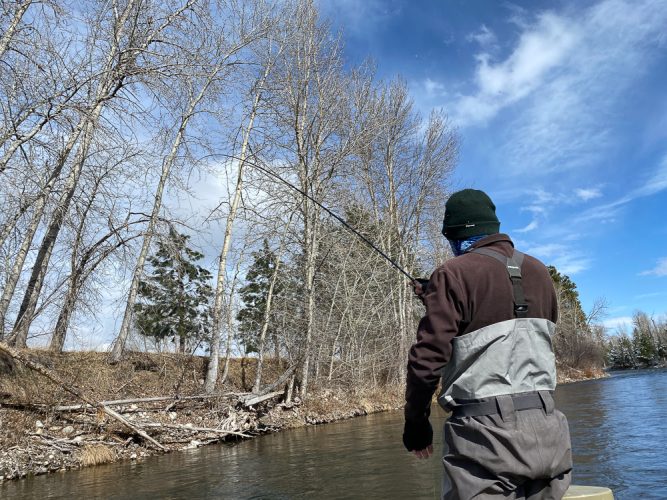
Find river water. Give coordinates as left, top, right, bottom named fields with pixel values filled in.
left=2, top=369, right=666, bottom=499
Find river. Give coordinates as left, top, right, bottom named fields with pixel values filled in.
left=2, top=369, right=666, bottom=499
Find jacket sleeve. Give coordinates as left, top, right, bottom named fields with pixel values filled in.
left=405, top=265, right=465, bottom=421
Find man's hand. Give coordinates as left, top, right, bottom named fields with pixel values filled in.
left=410, top=278, right=429, bottom=297
left=412, top=444, right=434, bottom=459
left=403, top=416, right=433, bottom=457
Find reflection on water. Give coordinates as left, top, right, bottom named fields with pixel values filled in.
left=2, top=369, right=666, bottom=499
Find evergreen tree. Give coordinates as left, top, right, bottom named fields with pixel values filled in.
left=134, top=229, right=213, bottom=353
left=607, top=334, right=636, bottom=369
left=237, top=240, right=284, bottom=355
left=632, top=328, right=658, bottom=367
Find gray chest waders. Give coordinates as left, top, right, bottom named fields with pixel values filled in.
left=438, top=248, right=557, bottom=418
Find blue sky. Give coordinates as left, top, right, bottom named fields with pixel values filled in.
left=322, top=0, right=667, bottom=332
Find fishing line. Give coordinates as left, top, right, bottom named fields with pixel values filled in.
left=207, top=153, right=416, bottom=281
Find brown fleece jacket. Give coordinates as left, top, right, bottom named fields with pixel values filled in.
left=405, top=233, right=558, bottom=420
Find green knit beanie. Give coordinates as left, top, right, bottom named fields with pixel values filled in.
left=441, top=189, right=500, bottom=240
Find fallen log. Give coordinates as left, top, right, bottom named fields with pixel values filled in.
left=0, top=342, right=166, bottom=451
left=142, top=422, right=250, bottom=437
left=257, top=364, right=297, bottom=396
left=242, top=391, right=283, bottom=407
left=53, top=393, right=249, bottom=412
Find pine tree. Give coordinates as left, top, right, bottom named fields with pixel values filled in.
left=606, top=334, right=636, bottom=369
left=237, top=240, right=284, bottom=355
left=134, top=229, right=213, bottom=353
left=633, top=328, right=658, bottom=367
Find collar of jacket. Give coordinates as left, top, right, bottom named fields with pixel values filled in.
left=466, top=233, right=515, bottom=253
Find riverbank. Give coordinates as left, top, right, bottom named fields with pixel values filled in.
left=0, top=350, right=404, bottom=482
left=0, top=350, right=604, bottom=483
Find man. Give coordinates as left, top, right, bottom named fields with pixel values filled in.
left=403, top=189, right=572, bottom=500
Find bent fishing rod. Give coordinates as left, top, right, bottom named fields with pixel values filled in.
left=209, top=153, right=416, bottom=282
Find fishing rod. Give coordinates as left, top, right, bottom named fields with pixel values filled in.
left=211, top=153, right=416, bottom=282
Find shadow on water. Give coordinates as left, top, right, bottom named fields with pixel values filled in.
left=2, top=369, right=666, bottom=499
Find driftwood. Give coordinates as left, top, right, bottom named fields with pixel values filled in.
left=53, top=393, right=249, bottom=412
left=257, top=363, right=297, bottom=396
left=242, top=391, right=283, bottom=407
left=142, top=422, right=250, bottom=437
left=0, top=342, right=166, bottom=451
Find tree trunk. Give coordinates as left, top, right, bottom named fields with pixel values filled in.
left=10, top=116, right=98, bottom=346
left=49, top=223, right=142, bottom=351
left=0, top=123, right=86, bottom=338
left=204, top=58, right=275, bottom=391
left=221, top=254, right=244, bottom=386
left=8, top=0, right=148, bottom=347
left=0, top=0, right=32, bottom=60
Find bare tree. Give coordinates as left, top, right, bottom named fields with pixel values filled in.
left=110, top=4, right=269, bottom=362
left=265, top=0, right=364, bottom=396
left=5, top=0, right=197, bottom=347
left=204, top=5, right=284, bottom=392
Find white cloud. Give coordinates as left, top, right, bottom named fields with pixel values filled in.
left=526, top=243, right=564, bottom=258
left=640, top=257, right=667, bottom=277
left=424, top=78, right=447, bottom=98
left=515, top=220, right=539, bottom=233
left=449, top=0, right=667, bottom=177
left=523, top=242, right=590, bottom=275
left=576, top=155, right=667, bottom=222
left=504, top=0, right=667, bottom=175
left=634, top=154, right=667, bottom=197
left=453, top=12, right=579, bottom=127
left=603, top=316, right=633, bottom=333
left=575, top=188, right=602, bottom=201
left=467, top=24, right=497, bottom=49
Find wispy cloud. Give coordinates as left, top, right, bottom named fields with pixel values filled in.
left=603, top=316, right=633, bottom=333
left=467, top=24, right=497, bottom=49
left=577, top=155, right=667, bottom=222
left=423, top=78, right=447, bottom=98
left=640, top=257, right=667, bottom=277
left=447, top=0, right=667, bottom=176
left=515, top=220, right=539, bottom=233
left=575, top=188, right=602, bottom=201
left=523, top=242, right=590, bottom=275
left=453, top=12, right=578, bottom=127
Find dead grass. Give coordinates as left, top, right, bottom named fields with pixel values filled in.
left=0, top=350, right=293, bottom=407
left=79, top=445, right=115, bottom=466
left=557, top=363, right=607, bottom=384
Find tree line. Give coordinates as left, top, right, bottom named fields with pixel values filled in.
left=606, top=312, right=667, bottom=369
left=1, top=0, right=610, bottom=399
left=0, top=0, right=457, bottom=397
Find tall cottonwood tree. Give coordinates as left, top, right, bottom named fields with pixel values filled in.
left=347, top=79, right=457, bottom=382
left=110, top=1, right=271, bottom=363
left=265, top=0, right=367, bottom=396
left=6, top=0, right=198, bottom=347
left=204, top=1, right=286, bottom=392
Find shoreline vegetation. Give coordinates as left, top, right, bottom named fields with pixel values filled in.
left=1, top=350, right=605, bottom=483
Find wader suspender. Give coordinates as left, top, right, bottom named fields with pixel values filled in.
left=468, top=248, right=528, bottom=318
